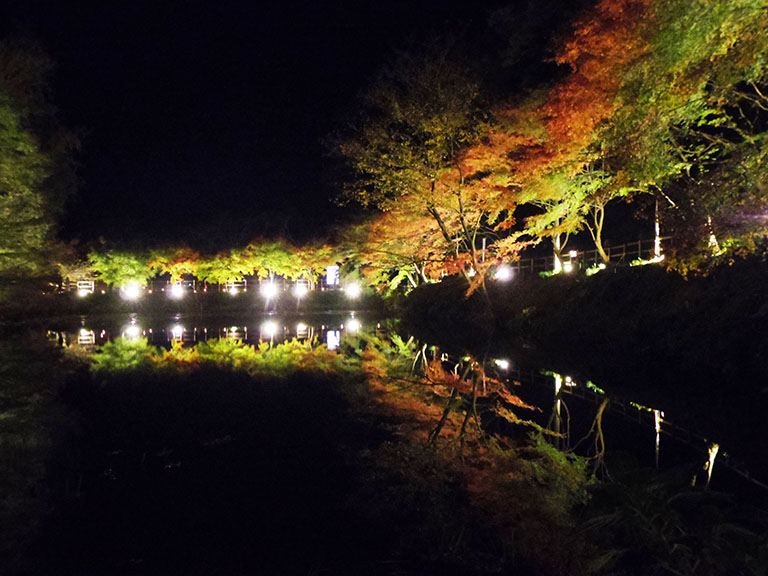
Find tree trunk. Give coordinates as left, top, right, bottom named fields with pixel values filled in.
left=553, top=234, right=564, bottom=273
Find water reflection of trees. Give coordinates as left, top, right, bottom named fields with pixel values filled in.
left=18, top=325, right=768, bottom=575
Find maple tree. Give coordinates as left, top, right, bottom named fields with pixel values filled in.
left=88, top=249, right=153, bottom=287
left=148, top=247, right=201, bottom=282
left=338, top=46, right=496, bottom=286
left=609, top=0, right=768, bottom=258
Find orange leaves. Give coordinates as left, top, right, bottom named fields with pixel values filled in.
left=529, top=0, right=652, bottom=174
left=497, top=385, right=539, bottom=413
left=425, top=357, right=465, bottom=390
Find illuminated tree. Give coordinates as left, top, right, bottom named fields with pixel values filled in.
left=88, top=249, right=152, bottom=287
left=545, top=0, right=768, bottom=259
left=148, top=247, right=200, bottom=282
left=609, top=0, right=768, bottom=257
left=348, top=205, right=450, bottom=291
left=284, top=243, right=337, bottom=287
left=0, top=40, right=77, bottom=282
left=338, top=45, right=519, bottom=286
left=196, top=249, right=254, bottom=285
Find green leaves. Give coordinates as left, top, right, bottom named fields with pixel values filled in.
left=88, top=250, right=152, bottom=287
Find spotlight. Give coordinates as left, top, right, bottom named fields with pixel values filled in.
left=344, top=283, right=361, bottom=299
left=260, top=282, right=278, bottom=299
left=120, top=282, right=142, bottom=300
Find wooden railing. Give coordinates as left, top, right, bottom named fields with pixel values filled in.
left=507, top=236, right=672, bottom=275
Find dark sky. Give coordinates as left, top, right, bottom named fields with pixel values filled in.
left=2, top=0, right=561, bottom=249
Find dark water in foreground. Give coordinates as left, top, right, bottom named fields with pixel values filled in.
left=1, top=312, right=766, bottom=574
left=47, top=312, right=768, bottom=494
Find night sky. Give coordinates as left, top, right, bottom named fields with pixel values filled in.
left=2, top=0, right=567, bottom=250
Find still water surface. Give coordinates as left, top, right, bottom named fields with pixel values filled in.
left=44, top=311, right=767, bottom=496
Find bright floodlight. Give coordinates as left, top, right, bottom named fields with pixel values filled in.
left=494, top=358, right=510, bottom=370
left=261, top=320, right=278, bottom=339
left=77, top=289, right=91, bottom=298
left=260, top=282, right=278, bottom=299
left=79, top=328, right=91, bottom=337
left=495, top=265, right=512, bottom=282
left=293, top=283, right=308, bottom=299
left=170, top=283, right=185, bottom=299
left=345, top=317, right=362, bottom=333
left=563, top=261, right=574, bottom=273
left=344, top=283, right=361, bottom=299
left=120, top=282, right=142, bottom=301
left=124, top=324, right=141, bottom=339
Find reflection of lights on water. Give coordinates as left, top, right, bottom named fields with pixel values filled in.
left=344, top=283, right=361, bottom=299
left=326, top=330, right=341, bottom=351
left=705, top=443, right=720, bottom=487
left=261, top=282, right=278, bottom=299
left=654, top=409, right=663, bottom=469
left=345, top=317, right=362, bottom=333
left=293, top=284, right=308, bottom=298
left=494, top=358, right=510, bottom=370
left=225, top=325, right=245, bottom=339
left=170, top=284, right=185, bottom=299
left=171, top=324, right=184, bottom=340
left=124, top=324, right=141, bottom=339
left=261, top=320, right=278, bottom=339
left=120, top=282, right=142, bottom=300
left=296, top=322, right=310, bottom=339
left=78, top=328, right=95, bottom=345
left=494, top=266, right=512, bottom=281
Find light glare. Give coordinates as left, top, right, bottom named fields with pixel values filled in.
left=120, top=282, right=142, bottom=300
left=261, top=282, right=278, bottom=299
left=170, top=283, right=185, bottom=299
left=344, top=283, right=361, bottom=299
left=261, top=320, right=278, bottom=339
left=293, top=284, right=308, bottom=298
left=124, top=324, right=141, bottom=339
left=495, top=266, right=512, bottom=281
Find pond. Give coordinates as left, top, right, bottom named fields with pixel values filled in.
left=2, top=312, right=766, bottom=575
left=46, top=312, right=767, bottom=494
